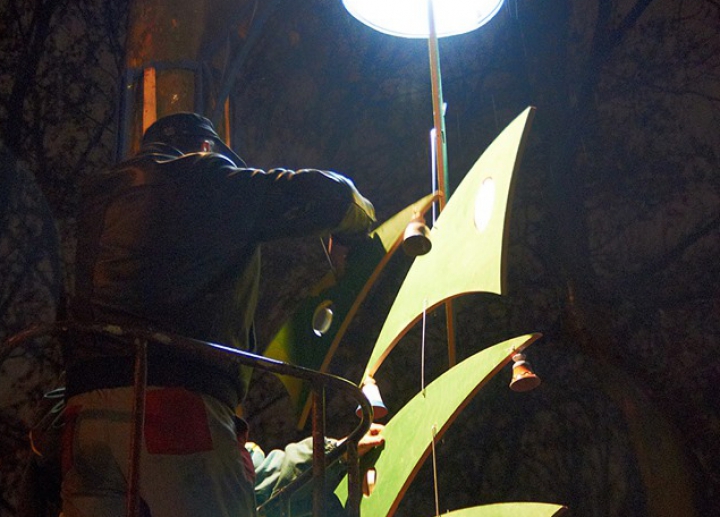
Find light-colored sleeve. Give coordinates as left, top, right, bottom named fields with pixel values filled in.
left=251, top=437, right=346, bottom=516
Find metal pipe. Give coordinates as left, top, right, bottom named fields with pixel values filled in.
left=344, top=436, right=361, bottom=517
left=427, top=0, right=457, bottom=367
left=127, top=338, right=148, bottom=517
left=427, top=0, right=448, bottom=208
left=311, top=388, right=327, bottom=517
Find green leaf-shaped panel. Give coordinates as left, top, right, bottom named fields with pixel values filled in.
left=336, top=334, right=541, bottom=517
left=437, top=502, right=567, bottom=517
left=364, top=107, right=536, bottom=377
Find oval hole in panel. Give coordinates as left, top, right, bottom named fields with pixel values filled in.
left=312, top=300, right=334, bottom=337
left=474, top=176, right=496, bottom=233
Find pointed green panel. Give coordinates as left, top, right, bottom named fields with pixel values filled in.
left=336, top=334, right=541, bottom=517
left=263, top=194, right=437, bottom=414
left=364, top=107, right=535, bottom=377
left=436, top=503, right=567, bottom=517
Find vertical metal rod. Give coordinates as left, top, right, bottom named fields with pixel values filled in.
left=428, top=0, right=448, bottom=211
left=127, top=338, right=148, bottom=517
left=118, top=69, right=133, bottom=161
left=345, top=438, right=361, bottom=517
left=430, top=425, right=440, bottom=516
left=427, top=0, right=457, bottom=366
left=427, top=0, right=447, bottom=208
left=421, top=298, right=428, bottom=393
left=311, top=387, right=327, bottom=517
left=445, top=301, right=457, bottom=367
left=429, top=128, right=438, bottom=223
left=223, top=98, right=232, bottom=148
left=142, top=67, right=157, bottom=133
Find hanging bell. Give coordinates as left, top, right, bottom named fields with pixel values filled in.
left=402, top=214, right=432, bottom=257
left=509, top=353, right=541, bottom=392
left=356, top=376, right=388, bottom=420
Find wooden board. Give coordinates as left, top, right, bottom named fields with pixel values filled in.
left=435, top=503, right=567, bottom=517
left=335, top=334, right=541, bottom=517
left=363, top=107, right=536, bottom=378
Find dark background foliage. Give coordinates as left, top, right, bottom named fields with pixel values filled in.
left=1, top=0, right=718, bottom=515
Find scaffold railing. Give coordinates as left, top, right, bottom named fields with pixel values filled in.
left=3, top=322, right=372, bottom=517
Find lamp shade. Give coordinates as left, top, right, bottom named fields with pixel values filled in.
left=342, top=0, right=504, bottom=38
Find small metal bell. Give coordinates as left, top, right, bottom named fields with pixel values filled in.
left=356, top=376, right=388, bottom=420
left=402, top=214, right=432, bottom=257
left=509, top=353, right=541, bottom=392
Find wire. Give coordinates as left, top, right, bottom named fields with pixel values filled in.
left=431, top=424, right=440, bottom=516
left=421, top=298, right=428, bottom=394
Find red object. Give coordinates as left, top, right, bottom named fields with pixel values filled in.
left=144, top=388, right=213, bottom=454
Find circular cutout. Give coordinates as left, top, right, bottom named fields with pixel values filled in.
left=474, top=176, right=496, bottom=233
left=312, top=301, right=334, bottom=337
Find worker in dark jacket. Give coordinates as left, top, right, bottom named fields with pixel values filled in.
left=61, top=112, right=376, bottom=517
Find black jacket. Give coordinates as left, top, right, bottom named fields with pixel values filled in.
left=65, top=143, right=375, bottom=408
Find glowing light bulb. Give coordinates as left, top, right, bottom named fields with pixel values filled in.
left=343, top=0, right=505, bottom=38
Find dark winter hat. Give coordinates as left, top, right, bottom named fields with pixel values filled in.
left=142, top=112, right=245, bottom=165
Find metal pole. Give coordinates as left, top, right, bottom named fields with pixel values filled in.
left=427, top=0, right=457, bottom=366
left=311, top=387, right=327, bottom=517
left=127, top=338, right=148, bottom=517
left=427, top=0, right=448, bottom=209
left=344, top=438, right=361, bottom=517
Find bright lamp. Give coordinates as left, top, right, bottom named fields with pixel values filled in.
left=342, top=0, right=505, bottom=38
